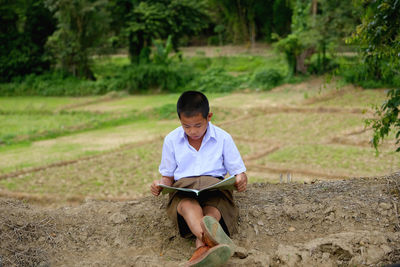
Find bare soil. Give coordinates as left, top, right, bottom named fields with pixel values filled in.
left=1, top=172, right=399, bottom=267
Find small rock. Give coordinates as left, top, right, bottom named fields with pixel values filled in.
left=289, top=227, right=296, bottom=232
left=379, top=202, right=391, bottom=210
left=253, top=225, right=259, bottom=235
left=110, top=212, right=127, bottom=224
left=234, top=246, right=248, bottom=259
left=322, top=252, right=330, bottom=261
left=257, top=220, right=264, bottom=226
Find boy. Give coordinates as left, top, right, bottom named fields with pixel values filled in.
left=150, top=91, right=247, bottom=266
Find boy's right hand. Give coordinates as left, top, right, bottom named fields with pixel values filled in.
left=150, top=176, right=174, bottom=196
left=150, top=180, right=163, bottom=196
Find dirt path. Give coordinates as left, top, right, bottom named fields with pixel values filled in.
left=1, top=172, right=399, bottom=266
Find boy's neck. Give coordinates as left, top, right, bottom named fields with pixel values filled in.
left=187, top=130, right=207, bottom=151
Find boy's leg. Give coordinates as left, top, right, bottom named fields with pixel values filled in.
left=177, top=198, right=206, bottom=248
left=202, top=206, right=221, bottom=221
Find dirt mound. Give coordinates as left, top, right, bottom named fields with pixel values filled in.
left=1, top=172, right=399, bottom=267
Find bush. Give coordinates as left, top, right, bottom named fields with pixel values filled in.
left=338, top=56, right=400, bottom=89
left=185, top=67, right=244, bottom=93
left=0, top=63, right=195, bottom=96
left=307, top=54, right=339, bottom=75
left=0, top=72, right=102, bottom=96
left=250, top=68, right=284, bottom=90
left=116, top=63, right=195, bottom=93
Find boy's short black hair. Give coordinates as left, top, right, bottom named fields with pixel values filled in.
left=177, top=91, right=209, bottom=119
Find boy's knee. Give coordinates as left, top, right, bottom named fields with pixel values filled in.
left=177, top=198, right=200, bottom=215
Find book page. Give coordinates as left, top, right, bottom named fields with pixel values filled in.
left=159, top=175, right=236, bottom=195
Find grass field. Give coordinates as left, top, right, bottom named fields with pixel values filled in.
left=0, top=54, right=398, bottom=204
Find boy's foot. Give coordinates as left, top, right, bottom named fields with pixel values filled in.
left=185, top=244, right=231, bottom=267
left=201, top=216, right=236, bottom=256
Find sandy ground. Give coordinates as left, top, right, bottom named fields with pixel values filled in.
left=1, top=171, right=399, bottom=267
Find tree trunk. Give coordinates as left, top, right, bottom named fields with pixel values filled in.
left=312, top=0, right=318, bottom=16
left=296, top=47, right=315, bottom=74
left=128, top=31, right=144, bottom=64
left=250, top=19, right=256, bottom=49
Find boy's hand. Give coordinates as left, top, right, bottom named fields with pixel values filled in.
left=234, top=172, right=248, bottom=192
left=150, top=176, right=174, bottom=196
left=150, top=180, right=163, bottom=196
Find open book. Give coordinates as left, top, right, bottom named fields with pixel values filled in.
left=159, top=175, right=236, bottom=196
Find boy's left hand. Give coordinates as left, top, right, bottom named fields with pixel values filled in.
left=234, top=172, right=248, bottom=192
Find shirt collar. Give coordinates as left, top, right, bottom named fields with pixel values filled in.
left=178, top=121, right=216, bottom=143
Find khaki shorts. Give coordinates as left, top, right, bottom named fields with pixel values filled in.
left=166, top=176, right=238, bottom=238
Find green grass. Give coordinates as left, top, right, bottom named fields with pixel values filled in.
left=260, top=144, right=399, bottom=177
left=182, top=54, right=286, bottom=75
left=0, top=112, right=116, bottom=143
left=309, top=88, right=389, bottom=109
left=0, top=96, right=99, bottom=112
left=71, top=93, right=227, bottom=113
left=224, top=112, right=365, bottom=145
left=0, top=119, right=178, bottom=174
left=0, top=94, right=228, bottom=145
left=0, top=141, right=163, bottom=198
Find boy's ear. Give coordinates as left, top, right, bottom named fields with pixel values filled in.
left=207, top=112, right=213, bottom=121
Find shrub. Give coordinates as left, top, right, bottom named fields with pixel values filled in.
left=307, top=54, right=339, bottom=75
left=116, top=63, right=195, bottom=93
left=338, top=56, right=400, bottom=89
left=250, top=68, right=284, bottom=90
left=185, top=67, right=243, bottom=93
left=0, top=63, right=195, bottom=96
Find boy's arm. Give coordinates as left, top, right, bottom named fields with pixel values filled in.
left=150, top=176, right=174, bottom=196
left=234, top=172, right=248, bottom=192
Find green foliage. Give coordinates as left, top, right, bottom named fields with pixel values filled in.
left=117, top=63, right=195, bottom=93
left=125, top=1, right=167, bottom=64
left=0, top=72, right=108, bottom=96
left=276, top=0, right=360, bottom=76
left=251, top=68, right=284, bottom=91
left=45, top=0, right=110, bottom=80
left=153, top=103, right=177, bottom=120
left=0, top=0, right=56, bottom=82
left=207, top=0, right=291, bottom=44
left=349, top=0, right=400, bottom=151
left=152, top=35, right=177, bottom=65
left=366, top=89, right=400, bottom=152
left=1, top=50, right=292, bottom=96
left=124, top=0, right=209, bottom=63
left=308, top=54, right=338, bottom=75
left=338, top=57, right=400, bottom=88
left=185, top=67, right=245, bottom=93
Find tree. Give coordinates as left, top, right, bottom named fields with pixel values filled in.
left=125, top=1, right=167, bottom=64
left=275, top=0, right=319, bottom=76
left=276, top=0, right=360, bottom=76
left=207, top=0, right=292, bottom=45
left=349, top=0, right=400, bottom=152
left=115, top=0, right=209, bottom=64
left=45, top=0, right=110, bottom=80
left=0, top=0, right=55, bottom=82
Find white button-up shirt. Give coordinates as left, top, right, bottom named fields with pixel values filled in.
left=159, top=122, right=246, bottom=180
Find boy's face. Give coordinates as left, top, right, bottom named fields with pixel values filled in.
left=180, top=112, right=212, bottom=142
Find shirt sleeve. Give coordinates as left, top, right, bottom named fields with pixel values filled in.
left=158, top=136, right=176, bottom=177
left=223, top=134, right=246, bottom=176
